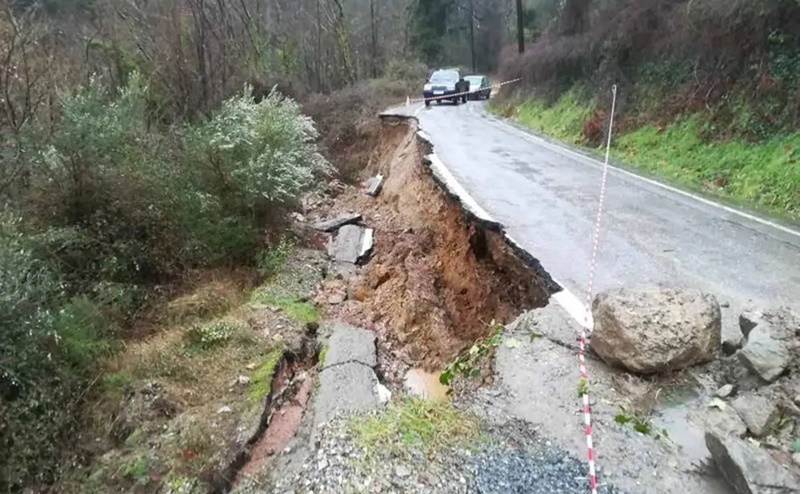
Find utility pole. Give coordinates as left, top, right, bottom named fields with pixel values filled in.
left=469, top=0, right=476, bottom=72
left=316, top=0, right=322, bottom=91
left=516, top=0, right=524, bottom=53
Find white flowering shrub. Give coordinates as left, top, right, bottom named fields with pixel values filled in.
left=187, top=87, right=331, bottom=208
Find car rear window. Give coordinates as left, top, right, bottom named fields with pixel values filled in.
left=430, top=70, right=458, bottom=83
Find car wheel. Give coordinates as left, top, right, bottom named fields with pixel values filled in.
left=453, top=98, right=460, bottom=106
left=463, top=95, right=468, bottom=103
left=425, top=100, right=430, bottom=107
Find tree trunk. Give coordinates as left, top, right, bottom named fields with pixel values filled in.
left=516, top=0, right=524, bottom=53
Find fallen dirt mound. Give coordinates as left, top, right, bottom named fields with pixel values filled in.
left=315, top=116, right=557, bottom=370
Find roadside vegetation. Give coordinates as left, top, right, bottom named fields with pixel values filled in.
left=494, top=0, right=800, bottom=220
left=0, top=0, right=520, bottom=489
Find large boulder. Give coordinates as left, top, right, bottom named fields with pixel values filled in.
left=590, top=287, right=721, bottom=374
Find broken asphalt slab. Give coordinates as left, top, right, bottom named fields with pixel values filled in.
left=313, top=322, right=381, bottom=430
left=327, top=224, right=374, bottom=264
left=705, top=432, right=800, bottom=494
left=323, top=321, right=377, bottom=368
left=312, top=212, right=362, bottom=232
left=365, top=174, right=384, bottom=197
left=492, top=302, right=732, bottom=494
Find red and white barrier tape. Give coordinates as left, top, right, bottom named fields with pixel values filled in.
left=406, top=78, right=521, bottom=105
left=579, top=84, right=618, bottom=494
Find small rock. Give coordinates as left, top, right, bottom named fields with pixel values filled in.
left=700, top=405, right=748, bottom=438
left=721, top=328, right=744, bottom=356
left=217, top=405, right=232, bottom=414
left=738, top=322, right=790, bottom=383
left=245, top=363, right=257, bottom=370
left=739, top=311, right=765, bottom=338
left=721, top=301, right=730, bottom=308
left=731, top=393, right=780, bottom=437
left=376, top=383, right=392, bottom=403
left=327, top=292, right=347, bottom=305
left=715, top=384, right=735, bottom=399
left=291, top=212, right=306, bottom=223
left=706, top=431, right=800, bottom=494
left=236, top=375, right=251, bottom=385
left=395, top=465, right=411, bottom=478
left=365, top=175, right=384, bottom=197
left=318, top=458, right=328, bottom=471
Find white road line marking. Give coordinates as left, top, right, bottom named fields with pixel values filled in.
left=483, top=109, right=800, bottom=239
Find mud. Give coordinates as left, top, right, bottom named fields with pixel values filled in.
left=315, top=116, right=558, bottom=371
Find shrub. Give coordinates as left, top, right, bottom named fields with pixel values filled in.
left=0, top=214, right=116, bottom=489
left=186, top=87, right=332, bottom=216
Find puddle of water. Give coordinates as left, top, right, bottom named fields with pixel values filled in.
left=404, top=368, right=450, bottom=400
left=654, top=406, right=709, bottom=466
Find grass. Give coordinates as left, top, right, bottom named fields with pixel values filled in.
left=318, top=344, right=329, bottom=367
left=349, top=398, right=479, bottom=457
left=495, top=93, right=800, bottom=221
left=248, top=347, right=284, bottom=403
left=615, top=118, right=800, bottom=219
left=251, top=290, right=320, bottom=325
left=78, top=273, right=292, bottom=493
left=507, top=90, right=593, bottom=145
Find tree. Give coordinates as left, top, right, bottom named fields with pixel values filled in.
left=516, top=0, right=524, bottom=52
left=410, top=0, right=453, bottom=64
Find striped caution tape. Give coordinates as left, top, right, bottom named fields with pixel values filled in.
left=406, top=78, right=521, bottom=105
left=579, top=84, right=618, bottom=494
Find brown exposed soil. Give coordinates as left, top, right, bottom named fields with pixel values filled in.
left=312, top=116, right=557, bottom=371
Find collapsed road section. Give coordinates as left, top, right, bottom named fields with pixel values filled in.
left=315, top=113, right=560, bottom=372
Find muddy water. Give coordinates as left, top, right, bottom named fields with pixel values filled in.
left=404, top=368, right=450, bottom=400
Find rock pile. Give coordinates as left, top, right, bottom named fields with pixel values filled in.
left=590, top=286, right=800, bottom=493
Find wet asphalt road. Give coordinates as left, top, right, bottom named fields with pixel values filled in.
left=394, top=100, right=800, bottom=314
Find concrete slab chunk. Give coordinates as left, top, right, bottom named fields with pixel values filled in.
left=323, top=322, right=377, bottom=368
left=314, top=364, right=379, bottom=428
left=312, top=213, right=362, bottom=232
left=327, top=225, right=373, bottom=264
left=365, top=175, right=384, bottom=197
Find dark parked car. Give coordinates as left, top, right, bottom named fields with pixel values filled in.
left=465, top=75, right=491, bottom=100
left=423, top=69, right=469, bottom=106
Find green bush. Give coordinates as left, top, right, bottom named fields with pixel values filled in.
left=1, top=75, right=331, bottom=489
left=0, top=214, right=116, bottom=489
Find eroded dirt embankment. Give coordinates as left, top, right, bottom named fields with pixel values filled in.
left=318, top=115, right=559, bottom=370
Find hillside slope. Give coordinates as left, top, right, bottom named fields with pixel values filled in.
left=495, top=0, right=800, bottom=220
